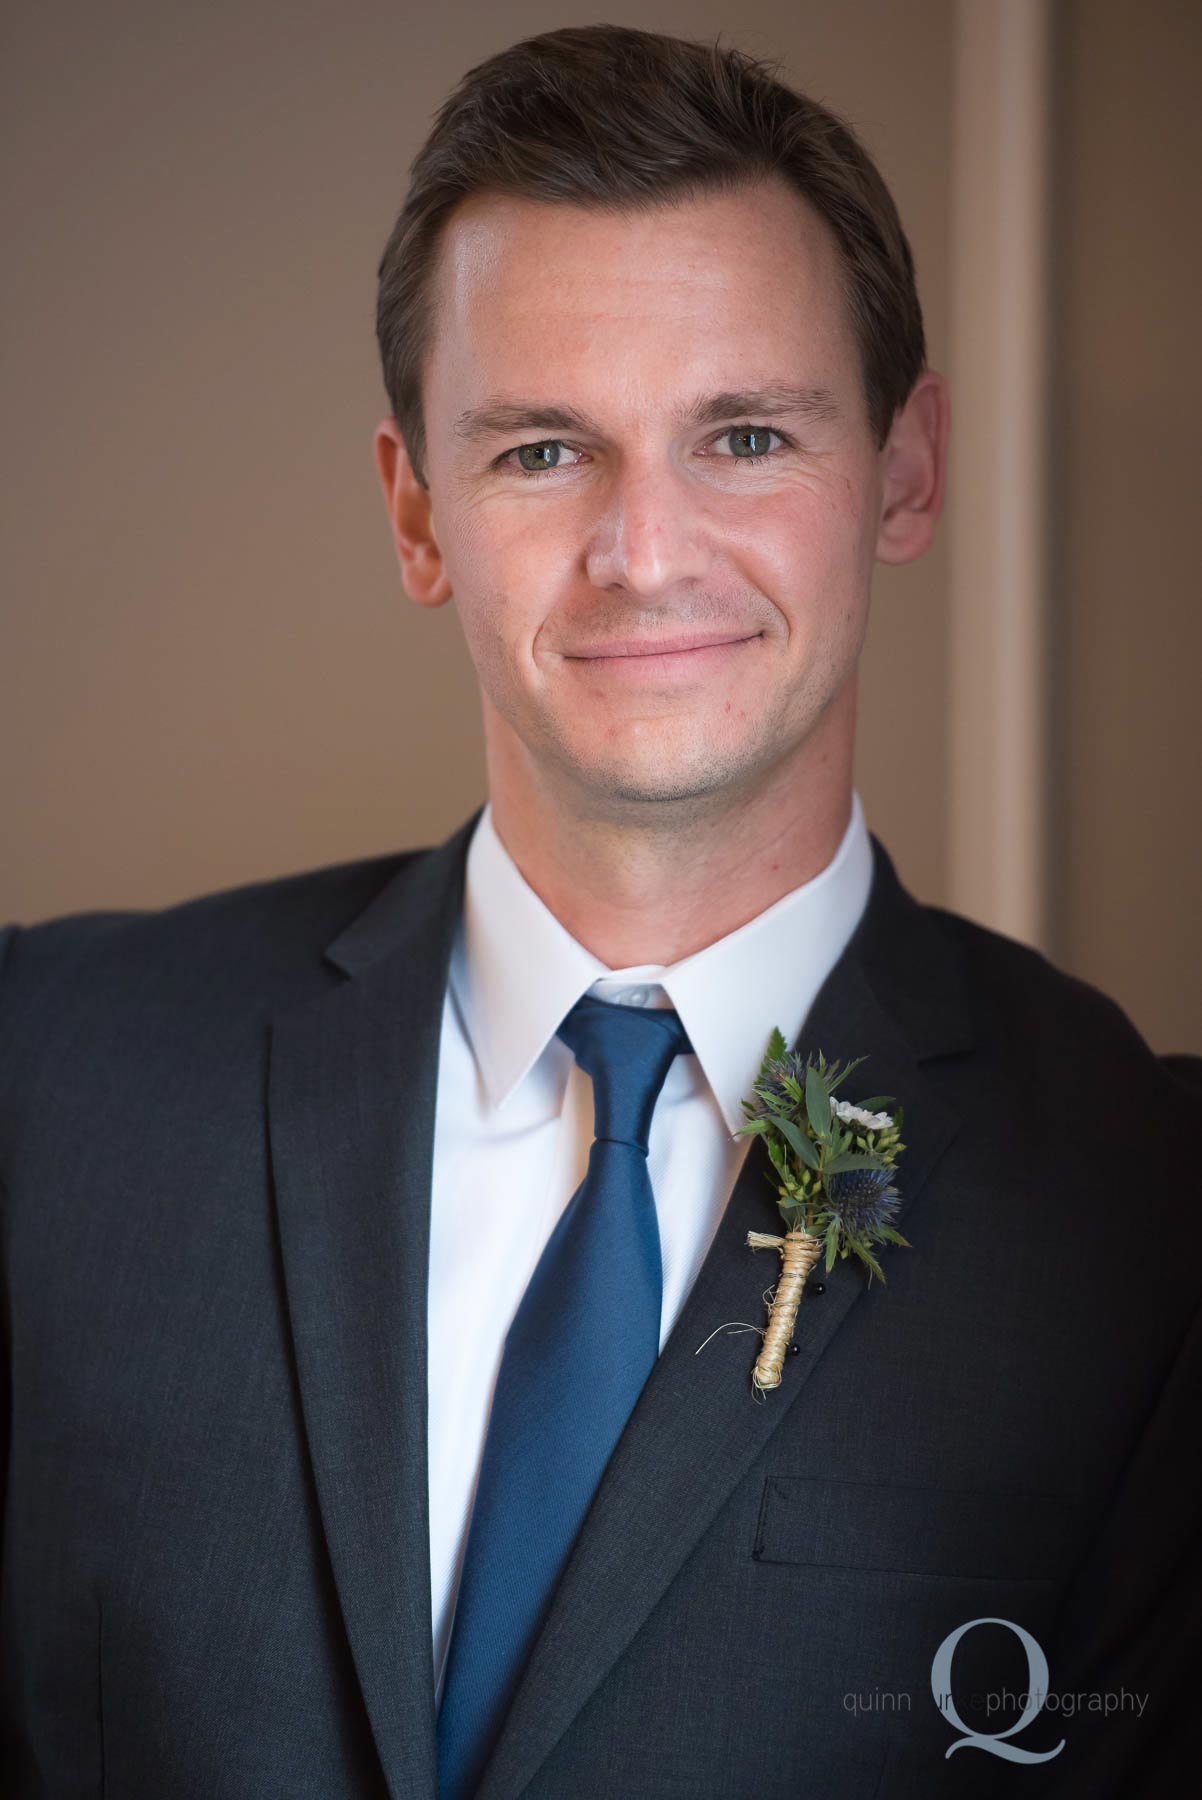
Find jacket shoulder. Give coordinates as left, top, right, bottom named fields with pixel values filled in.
left=920, top=897, right=1202, bottom=1100
left=3, top=845, right=422, bottom=964
left=0, top=845, right=430, bottom=1085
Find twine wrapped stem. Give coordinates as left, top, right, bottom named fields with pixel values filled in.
left=745, top=1227, right=823, bottom=1390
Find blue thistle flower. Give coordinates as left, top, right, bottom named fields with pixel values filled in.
left=824, top=1166, right=901, bottom=1235
left=752, top=1053, right=807, bottom=1115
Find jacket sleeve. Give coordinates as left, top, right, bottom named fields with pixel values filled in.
left=0, top=923, right=16, bottom=1775
left=1159, top=1050, right=1202, bottom=1093
left=1037, top=1276, right=1202, bottom=1795
left=0, top=921, right=14, bottom=1512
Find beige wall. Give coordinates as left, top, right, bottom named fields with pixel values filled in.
left=1051, top=0, right=1202, bottom=1052
left=0, top=0, right=953, bottom=911
left=3, top=1, right=1196, bottom=1051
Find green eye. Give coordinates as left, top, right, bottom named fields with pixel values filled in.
left=515, top=442, right=565, bottom=473
left=726, top=426, right=776, bottom=458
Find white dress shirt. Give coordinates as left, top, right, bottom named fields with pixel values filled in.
left=427, top=789, right=875, bottom=1705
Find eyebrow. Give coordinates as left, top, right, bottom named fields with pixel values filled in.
left=451, top=383, right=843, bottom=446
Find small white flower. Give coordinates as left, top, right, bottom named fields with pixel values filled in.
left=830, top=1096, right=893, bottom=1132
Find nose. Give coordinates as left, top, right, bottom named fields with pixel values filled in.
left=583, top=455, right=714, bottom=598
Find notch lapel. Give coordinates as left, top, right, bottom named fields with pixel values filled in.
left=267, top=810, right=481, bottom=1800
left=473, top=837, right=976, bottom=1800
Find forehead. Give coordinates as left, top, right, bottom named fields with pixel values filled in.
left=422, top=176, right=859, bottom=425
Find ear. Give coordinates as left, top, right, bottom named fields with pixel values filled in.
left=373, top=418, right=452, bottom=607
left=874, top=369, right=950, bottom=566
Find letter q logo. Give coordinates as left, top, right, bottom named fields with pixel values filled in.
left=930, top=1617, right=1066, bottom=1764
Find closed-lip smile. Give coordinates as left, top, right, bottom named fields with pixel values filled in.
left=566, top=631, right=760, bottom=659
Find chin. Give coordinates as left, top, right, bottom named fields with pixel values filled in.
left=565, top=742, right=768, bottom=812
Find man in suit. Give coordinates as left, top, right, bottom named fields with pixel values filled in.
left=2, top=21, right=1199, bottom=1799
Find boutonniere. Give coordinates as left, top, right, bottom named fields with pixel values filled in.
left=736, top=1028, right=909, bottom=1392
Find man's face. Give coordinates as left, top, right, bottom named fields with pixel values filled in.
left=413, top=177, right=891, bottom=815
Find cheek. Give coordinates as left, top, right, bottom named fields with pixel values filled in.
left=453, top=501, right=576, bottom=632
left=437, top=515, right=559, bottom=697
left=734, top=489, right=865, bottom=623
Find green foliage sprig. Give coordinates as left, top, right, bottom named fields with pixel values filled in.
left=736, top=1027, right=910, bottom=1284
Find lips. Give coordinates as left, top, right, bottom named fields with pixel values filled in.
left=566, top=631, right=759, bottom=659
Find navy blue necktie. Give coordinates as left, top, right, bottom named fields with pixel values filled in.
left=435, top=992, right=694, bottom=1800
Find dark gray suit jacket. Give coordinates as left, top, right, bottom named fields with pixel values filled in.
left=2, top=809, right=1199, bottom=1798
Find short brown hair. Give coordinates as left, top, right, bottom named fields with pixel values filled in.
left=376, top=23, right=926, bottom=486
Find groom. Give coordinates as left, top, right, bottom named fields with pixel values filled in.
left=2, top=22, right=1199, bottom=1800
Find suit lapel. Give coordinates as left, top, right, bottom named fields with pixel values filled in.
left=267, top=810, right=481, bottom=1800
left=473, top=836, right=976, bottom=1800
left=267, top=806, right=974, bottom=1800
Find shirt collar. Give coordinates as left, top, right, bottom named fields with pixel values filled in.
left=452, top=790, right=875, bottom=1135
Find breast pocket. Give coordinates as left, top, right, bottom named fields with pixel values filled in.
left=753, top=1475, right=1081, bottom=1583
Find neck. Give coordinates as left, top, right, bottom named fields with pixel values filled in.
left=483, top=689, right=858, bottom=969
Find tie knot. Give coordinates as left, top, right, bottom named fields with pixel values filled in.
left=555, top=992, right=693, bottom=1153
